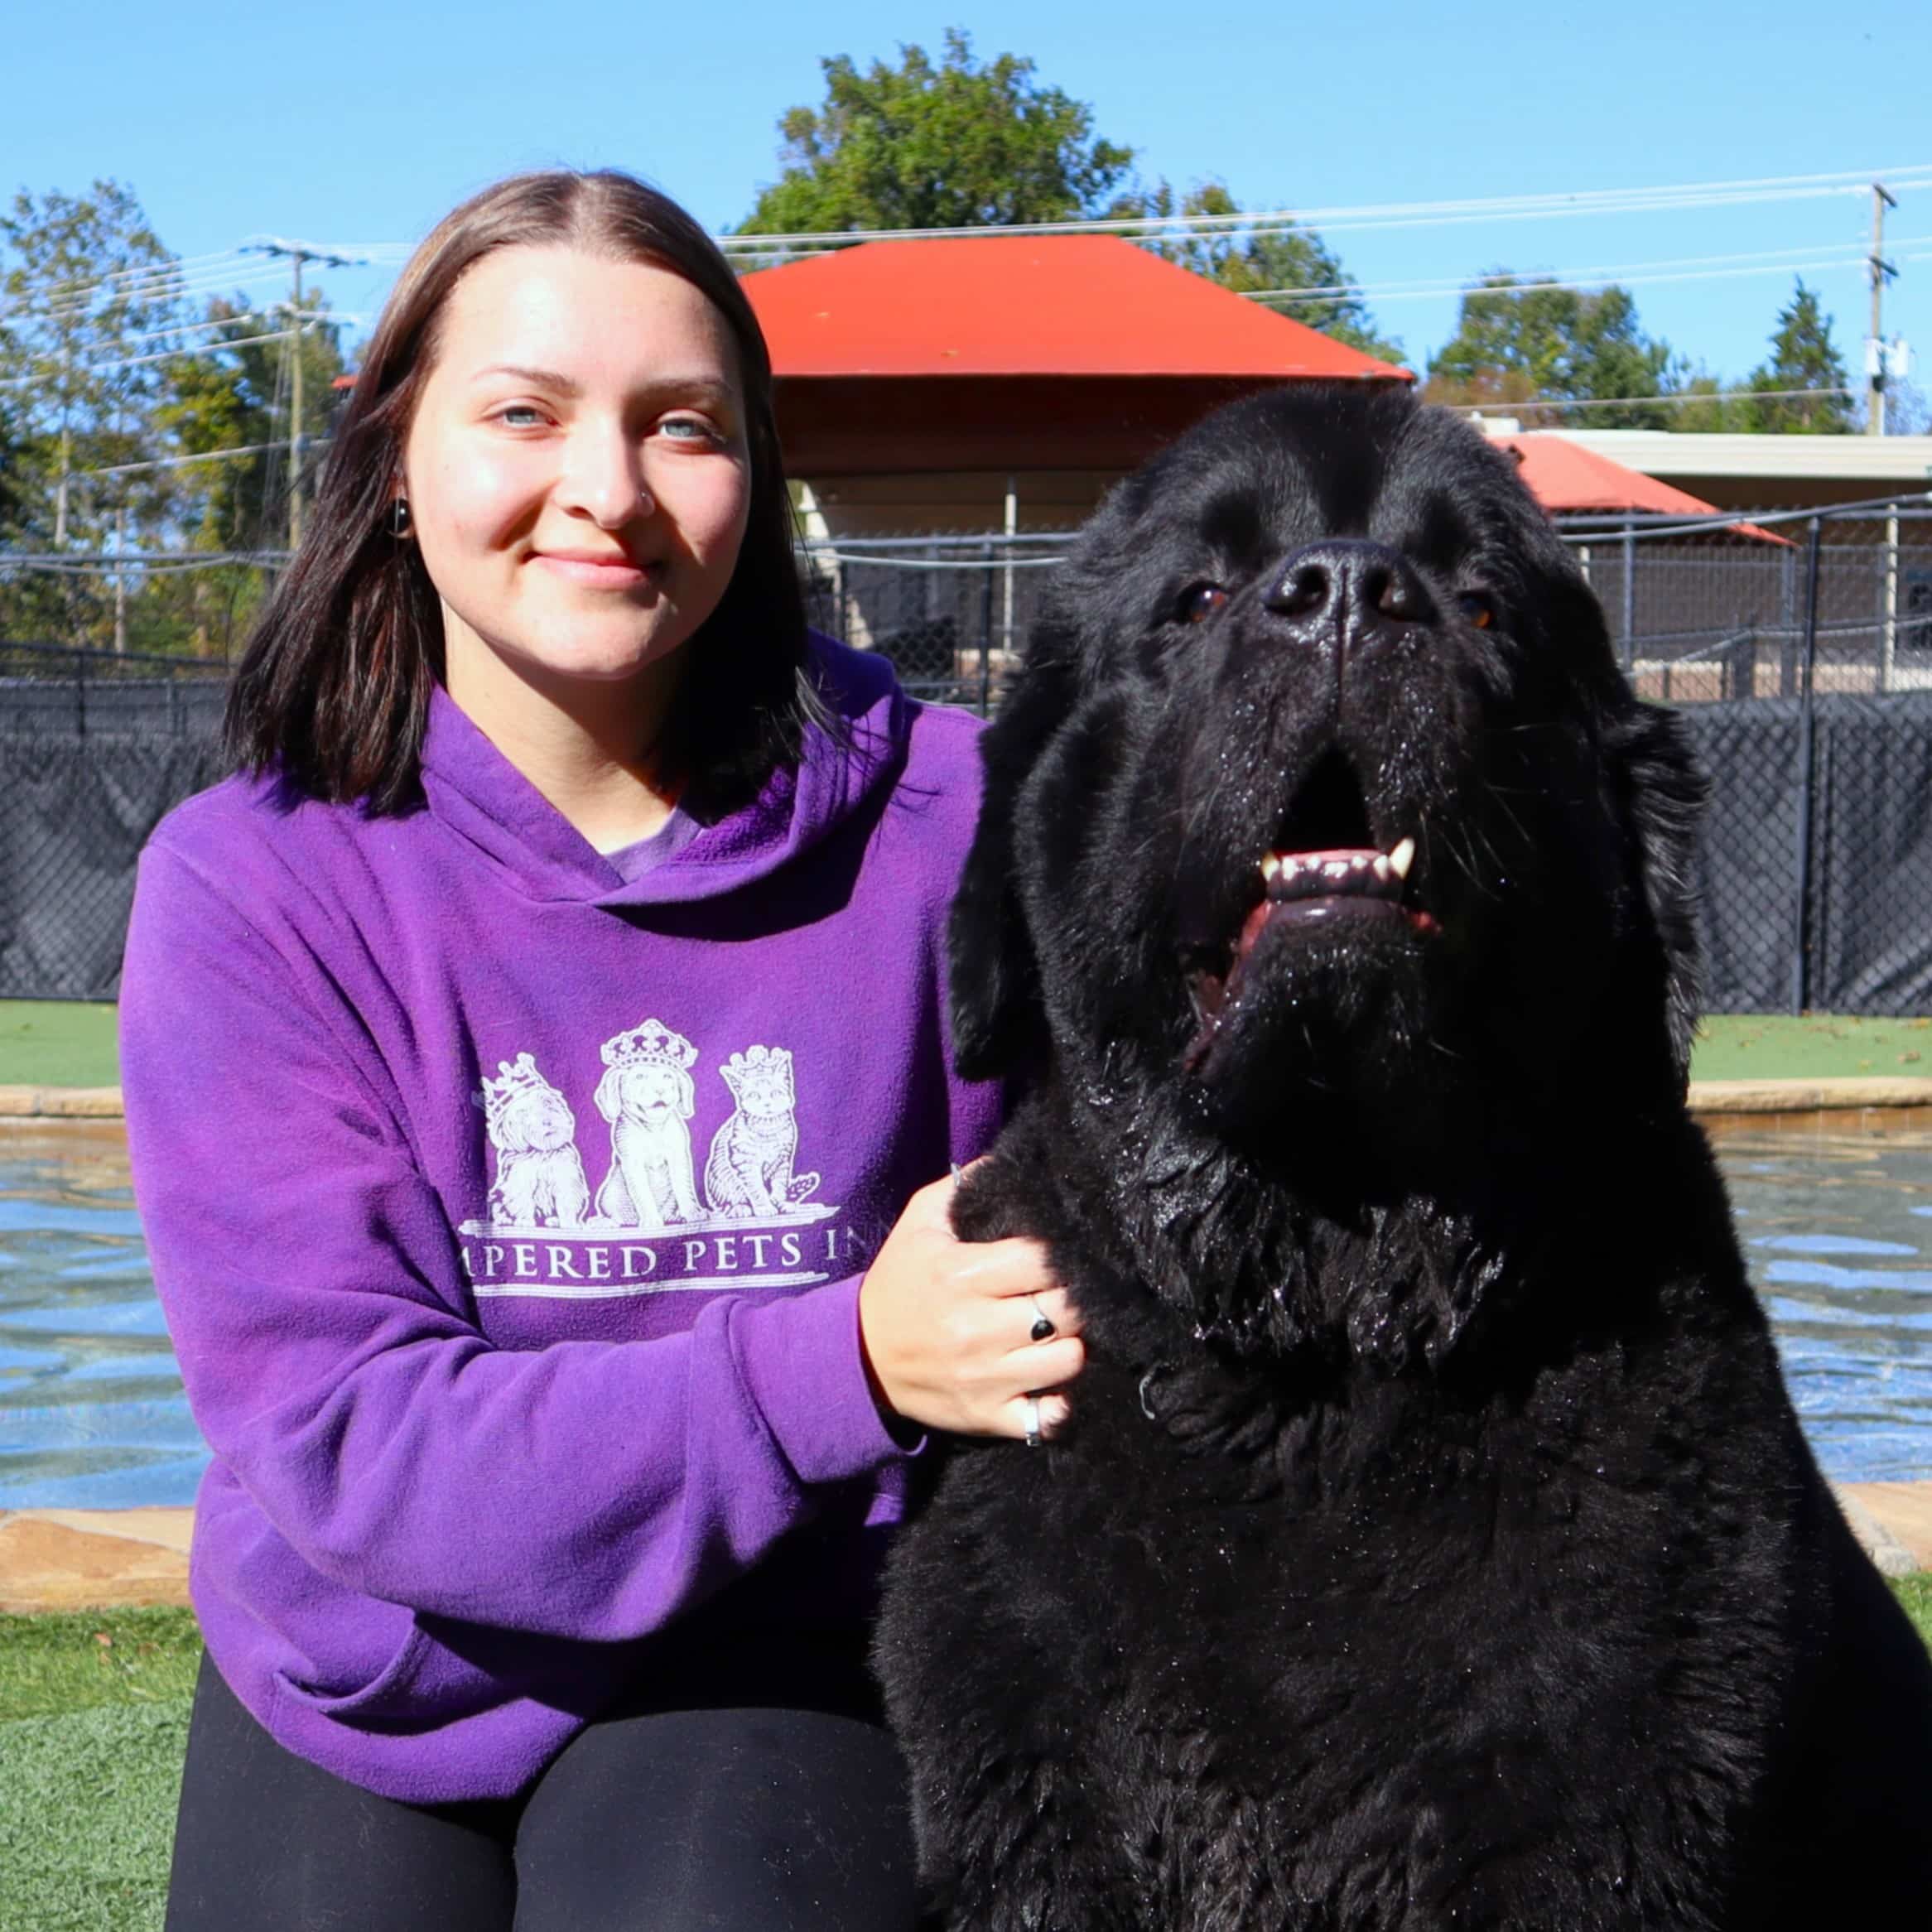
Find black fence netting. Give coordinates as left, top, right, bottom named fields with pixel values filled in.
left=1, top=645, right=227, bottom=1000
left=5, top=507, right=1932, bottom=1010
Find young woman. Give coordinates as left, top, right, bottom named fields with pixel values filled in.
left=121, top=170, right=1081, bottom=1931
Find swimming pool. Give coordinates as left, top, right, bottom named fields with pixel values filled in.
left=3, top=1115, right=1930, bottom=1508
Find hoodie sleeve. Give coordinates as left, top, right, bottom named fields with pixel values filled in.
left=120, top=837, right=906, bottom=1642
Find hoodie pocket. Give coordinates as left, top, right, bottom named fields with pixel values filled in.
left=274, top=1621, right=436, bottom=1721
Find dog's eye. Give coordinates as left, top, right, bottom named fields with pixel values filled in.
left=1457, top=591, right=1498, bottom=630
left=1178, top=582, right=1229, bottom=624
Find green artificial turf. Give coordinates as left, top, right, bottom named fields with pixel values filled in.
left=2, top=1003, right=1930, bottom=1094
left=1690, top=1013, right=1932, bottom=1083
left=0, top=1588, right=1928, bottom=1929
left=0, top=1701, right=188, bottom=1932
left=0, top=1002, right=120, bottom=1089
left=0, top=1609, right=202, bottom=1724
left=0, top=1614, right=199, bottom=1932
left=1894, top=1572, right=1932, bottom=1650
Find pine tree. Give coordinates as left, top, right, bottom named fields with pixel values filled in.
left=1744, top=281, right=1853, bottom=433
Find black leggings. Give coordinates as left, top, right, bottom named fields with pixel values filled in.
left=165, top=1645, right=919, bottom=1931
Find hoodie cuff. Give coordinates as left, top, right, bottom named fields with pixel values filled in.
left=732, top=1277, right=923, bottom=1486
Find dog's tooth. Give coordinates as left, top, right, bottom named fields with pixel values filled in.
left=1371, top=854, right=1392, bottom=882
left=1388, top=836, right=1416, bottom=880
left=1323, top=860, right=1351, bottom=879
left=1260, top=853, right=1281, bottom=882
left=1347, top=854, right=1371, bottom=871
left=1280, top=855, right=1303, bottom=879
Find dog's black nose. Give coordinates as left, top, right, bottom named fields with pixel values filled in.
left=1263, top=541, right=1434, bottom=631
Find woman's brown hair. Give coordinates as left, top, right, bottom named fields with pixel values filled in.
left=224, top=170, right=814, bottom=817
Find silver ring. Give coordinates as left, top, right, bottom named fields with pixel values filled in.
left=1024, top=1394, right=1043, bottom=1449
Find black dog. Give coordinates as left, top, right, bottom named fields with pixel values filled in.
left=875, top=385, right=1932, bottom=1930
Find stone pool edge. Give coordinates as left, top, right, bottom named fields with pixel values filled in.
left=0, top=1086, right=125, bottom=1120
left=16, top=1078, right=1932, bottom=1123
left=3, top=1489, right=1930, bottom=1614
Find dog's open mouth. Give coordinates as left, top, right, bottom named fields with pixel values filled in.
left=1183, top=751, right=1440, bottom=1041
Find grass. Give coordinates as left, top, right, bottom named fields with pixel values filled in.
left=5, top=1004, right=1932, bottom=1095
left=5, top=1004, right=1932, bottom=1096
left=1690, top=1013, right=1932, bottom=1083
left=0, top=1002, right=120, bottom=1089
left=0, top=1608, right=202, bottom=1724
left=0, top=1611, right=200, bottom=1932
left=0, top=1588, right=1929, bottom=1930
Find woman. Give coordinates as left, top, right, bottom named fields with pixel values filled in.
left=122, top=170, right=1080, bottom=1931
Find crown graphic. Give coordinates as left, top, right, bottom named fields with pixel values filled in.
left=723, top=1045, right=791, bottom=1077
left=478, top=1053, right=560, bottom=1120
left=601, top=1018, right=698, bottom=1073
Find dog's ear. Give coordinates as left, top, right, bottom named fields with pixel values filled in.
left=1607, top=697, right=1709, bottom=1087
left=949, top=628, right=1080, bottom=1082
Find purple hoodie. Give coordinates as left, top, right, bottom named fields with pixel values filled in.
left=119, top=638, right=1000, bottom=1801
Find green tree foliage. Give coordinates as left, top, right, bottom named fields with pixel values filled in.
left=147, top=292, right=348, bottom=654
left=1423, top=275, right=1674, bottom=427
left=0, top=181, right=185, bottom=643
left=1107, top=180, right=1404, bottom=365
left=0, top=181, right=349, bottom=654
left=1743, top=280, right=1853, bottom=432
left=157, top=292, right=347, bottom=552
left=735, top=29, right=1135, bottom=240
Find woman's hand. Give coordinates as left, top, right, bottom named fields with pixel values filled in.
left=857, top=1171, right=1083, bottom=1441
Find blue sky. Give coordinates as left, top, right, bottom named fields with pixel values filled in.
left=10, top=0, right=1932, bottom=401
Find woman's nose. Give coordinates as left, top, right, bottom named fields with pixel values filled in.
left=556, top=423, right=650, bottom=527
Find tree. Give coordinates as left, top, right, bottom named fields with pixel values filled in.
left=142, top=291, right=348, bottom=655
left=0, top=180, right=188, bottom=644
left=735, top=30, right=1134, bottom=239
left=1108, top=180, right=1404, bottom=365
left=1743, top=280, right=1853, bottom=433
left=1422, top=276, right=1674, bottom=427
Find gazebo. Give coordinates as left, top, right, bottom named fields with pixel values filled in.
left=740, top=234, right=1409, bottom=535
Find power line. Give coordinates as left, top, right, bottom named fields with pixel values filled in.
left=1462, top=386, right=1862, bottom=416
left=1241, top=236, right=1932, bottom=305
left=1261, top=244, right=1932, bottom=308
left=0, top=327, right=307, bottom=389
left=708, top=162, right=1932, bottom=251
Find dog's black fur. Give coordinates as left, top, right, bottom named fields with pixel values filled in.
left=874, top=385, right=1932, bottom=1930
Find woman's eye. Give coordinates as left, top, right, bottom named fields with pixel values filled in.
left=1178, top=582, right=1229, bottom=624
left=1457, top=590, right=1498, bottom=630
left=495, top=405, right=547, bottom=429
left=658, top=416, right=722, bottom=444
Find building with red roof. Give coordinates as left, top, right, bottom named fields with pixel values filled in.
left=740, top=234, right=1407, bottom=533
left=1491, top=431, right=1779, bottom=539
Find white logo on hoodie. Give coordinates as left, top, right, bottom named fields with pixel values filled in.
left=460, top=1022, right=846, bottom=1298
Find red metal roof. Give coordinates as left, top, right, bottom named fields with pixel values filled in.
left=740, top=236, right=1409, bottom=383
left=1499, top=432, right=1785, bottom=542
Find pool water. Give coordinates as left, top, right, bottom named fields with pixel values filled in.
left=0, top=1125, right=208, bottom=1510
left=3, top=1119, right=1932, bottom=1508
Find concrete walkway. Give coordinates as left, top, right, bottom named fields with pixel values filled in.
left=2, top=1489, right=1927, bottom=1616
left=12, top=1077, right=1932, bottom=1122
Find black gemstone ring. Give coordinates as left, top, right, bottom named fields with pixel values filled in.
left=1028, top=1297, right=1057, bottom=1342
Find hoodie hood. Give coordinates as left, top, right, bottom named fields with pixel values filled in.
left=417, top=634, right=909, bottom=909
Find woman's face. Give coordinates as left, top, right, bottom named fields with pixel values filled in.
left=402, top=245, right=752, bottom=696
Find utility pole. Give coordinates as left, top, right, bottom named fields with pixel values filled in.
left=1867, top=182, right=1898, bottom=437
left=113, top=501, right=128, bottom=654
left=241, top=237, right=366, bottom=551
left=289, top=250, right=305, bottom=549
left=53, top=347, right=72, bottom=548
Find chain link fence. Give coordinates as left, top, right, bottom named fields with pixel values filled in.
left=0, top=644, right=228, bottom=1000
left=5, top=505, right=1932, bottom=1009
